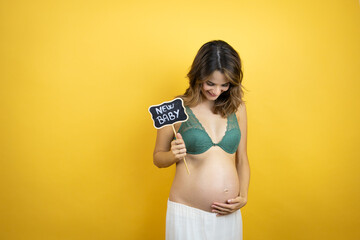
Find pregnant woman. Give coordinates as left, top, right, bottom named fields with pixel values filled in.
left=153, top=40, right=250, bottom=240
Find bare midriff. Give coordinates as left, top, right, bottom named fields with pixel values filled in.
left=169, top=147, right=239, bottom=213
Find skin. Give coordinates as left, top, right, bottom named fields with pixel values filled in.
left=153, top=70, right=250, bottom=217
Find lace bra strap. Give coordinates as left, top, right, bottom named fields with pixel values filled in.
left=227, top=112, right=239, bottom=131
left=179, top=107, right=204, bottom=132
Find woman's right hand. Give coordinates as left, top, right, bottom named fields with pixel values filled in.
left=171, top=133, right=187, bottom=161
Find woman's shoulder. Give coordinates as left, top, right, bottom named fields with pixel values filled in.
left=235, top=102, right=247, bottom=120
left=238, top=102, right=246, bottom=111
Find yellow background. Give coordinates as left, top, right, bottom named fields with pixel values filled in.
left=1, top=0, right=359, bottom=239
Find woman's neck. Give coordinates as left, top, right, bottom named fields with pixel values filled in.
left=198, top=96, right=215, bottom=110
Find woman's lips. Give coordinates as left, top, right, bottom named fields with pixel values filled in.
left=208, top=91, right=218, bottom=97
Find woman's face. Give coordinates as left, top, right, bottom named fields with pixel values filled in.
left=201, top=70, right=230, bottom=101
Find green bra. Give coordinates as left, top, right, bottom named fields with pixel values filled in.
left=176, top=107, right=241, bottom=154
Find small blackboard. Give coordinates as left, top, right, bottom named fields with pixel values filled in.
left=148, top=98, right=188, bottom=129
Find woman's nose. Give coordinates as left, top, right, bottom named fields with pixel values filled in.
left=214, top=86, right=221, bottom=95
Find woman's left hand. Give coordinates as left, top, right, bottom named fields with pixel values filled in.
left=211, top=196, right=247, bottom=217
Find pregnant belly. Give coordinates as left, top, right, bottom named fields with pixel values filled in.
left=169, top=154, right=240, bottom=213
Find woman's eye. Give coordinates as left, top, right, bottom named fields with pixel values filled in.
left=222, top=83, right=230, bottom=87
left=206, top=82, right=214, bottom=86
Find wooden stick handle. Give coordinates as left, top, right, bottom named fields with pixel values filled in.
left=172, top=124, right=190, bottom=175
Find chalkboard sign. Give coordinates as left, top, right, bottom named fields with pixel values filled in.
left=148, top=98, right=188, bottom=129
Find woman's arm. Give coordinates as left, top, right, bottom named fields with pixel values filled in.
left=236, top=103, right=250, bottom=200
left=153, top=124, right=187, bottom=168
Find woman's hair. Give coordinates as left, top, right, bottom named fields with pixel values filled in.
left=178, top=40, right=246, bottom=118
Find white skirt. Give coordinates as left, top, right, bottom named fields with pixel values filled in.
left=166, top=199, right=243, bottom=240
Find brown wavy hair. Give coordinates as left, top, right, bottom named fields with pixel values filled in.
left=178, top=40, right=246, bottom=118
